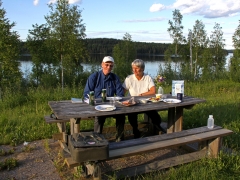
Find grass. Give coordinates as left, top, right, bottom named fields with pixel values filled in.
left=0, top=80, right=240, bottom=178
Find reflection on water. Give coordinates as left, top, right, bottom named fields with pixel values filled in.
left=19, top=53, right=233, bottom=78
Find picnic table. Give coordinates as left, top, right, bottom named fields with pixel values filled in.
left=46, top=95, right=232, bottom=179
left=48, top=95, right=205, bottom=134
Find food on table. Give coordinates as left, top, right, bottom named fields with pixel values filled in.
left=149, top=97, right=160, bottom=102
left=122, top=97, right=136, bottom=105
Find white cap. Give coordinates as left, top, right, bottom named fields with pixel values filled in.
left=102, top=56, right=114, bottom=63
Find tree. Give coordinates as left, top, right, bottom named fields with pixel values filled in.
left=26, top=0, right=88, bottom=89
left=167, top=9, right=185, bottom=56
left=113, top=33, right=136, bottom=81
left=191, top=20, right=209, bottom=78
left=230, top=20, right=240, bottom=82
left=208, top=23, right=226, bottom=76
left=0, top=0, right=21, bottom=97
left=26, top=24, right=57, bottom=86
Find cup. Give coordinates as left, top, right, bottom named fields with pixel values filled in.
left=177, top=93, right=183, bottom=101
left=110, top=98, right=115, bottom=108
left=155, top=94, right=162, bottom=99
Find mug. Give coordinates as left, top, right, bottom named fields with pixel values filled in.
left=177, top=93, right=183, bottom=101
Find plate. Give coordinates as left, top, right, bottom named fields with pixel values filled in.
left=163, top=98, right=181, bottom=103
left=95, top=105, right=116, bottom=111
left=106, top=97, right=122, bottom=101
left=147, top=97, right=163, bottom=103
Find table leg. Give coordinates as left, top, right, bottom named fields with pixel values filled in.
left=175, top=107, right=183, bottom=132
left=167, top=108, right=175, bottom=133
left=167, top=107, right=183, bottom=133
left=70, top=118, right=80, bottom=135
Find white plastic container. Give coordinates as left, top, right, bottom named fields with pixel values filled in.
left=207, top=115, right=214, bottom=129
left=158, top=86, right=164, bottom=94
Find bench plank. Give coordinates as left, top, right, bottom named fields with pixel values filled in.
left=106, top=150, right=207, bottom=178
left=109, top=128, right=232, bottom=158
left=109, top=126, right=223, bottom=150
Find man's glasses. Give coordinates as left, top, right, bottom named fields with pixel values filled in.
left=104, top=63, right=113, bottom=68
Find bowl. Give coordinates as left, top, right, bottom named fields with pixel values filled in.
left=139, top=98, right=148, bottom=104
left=155, top=94, right=162, bottom=99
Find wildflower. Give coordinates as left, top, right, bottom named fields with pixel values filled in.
left=155, top=75, right=166, bottom=87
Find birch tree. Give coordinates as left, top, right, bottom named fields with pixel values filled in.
left=167, top=9, right=185, bottom=56
left=191, top=20, right=209, bottom=78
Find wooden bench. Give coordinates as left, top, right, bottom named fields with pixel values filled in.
left=67, top=125, right=232, bottom=179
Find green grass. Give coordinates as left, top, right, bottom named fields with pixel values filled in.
left=0, top=80, right=240, bottom=178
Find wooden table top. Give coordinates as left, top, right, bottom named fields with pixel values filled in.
left=48, top=96, right=205, bottom=120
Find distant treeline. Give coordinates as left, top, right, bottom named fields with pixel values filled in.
left=20, top=38, right=233, bottom=59
left=20, top=38, right=171, bottom=56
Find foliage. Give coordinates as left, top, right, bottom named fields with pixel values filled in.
left=230, top=20, right=240, bottom=82
left=0, top=158, right=18, bottom=171
left=26, top=0, right=88, bottom=88
left=154, top=75, right=166, bottom=88
left=167, top=9, right=185, bottom=56
left=0, top=0, right=22, bottom=95
left=113, top=33, right=137, bottom=82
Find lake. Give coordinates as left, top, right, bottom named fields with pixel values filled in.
left=19, top=53, right=233, bottom=78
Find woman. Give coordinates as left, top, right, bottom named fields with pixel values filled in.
left=122, top=59, right=165, bottom=138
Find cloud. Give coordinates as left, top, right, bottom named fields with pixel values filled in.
left=172, top=0, right=240, bottom=18
left=149, top=3, right=166, bottom=12
left=123, top=17, right=166, bottom=23
left=33, top=0, right=39, bottom=6
left=48, top=0, right=82, bottom=4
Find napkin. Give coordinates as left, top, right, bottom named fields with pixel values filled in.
left=84, top=98, right=89, bottom=104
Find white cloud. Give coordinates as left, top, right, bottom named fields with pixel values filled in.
left=172, top=0, right=240, bottom=18
left=149, top=3, right=166, bottom=12
left=33, top=0, right=39, bottom=6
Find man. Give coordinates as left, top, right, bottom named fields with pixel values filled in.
left=122, top=59, right=166, bottom=138
left=83, top=56, right=125, bottom=141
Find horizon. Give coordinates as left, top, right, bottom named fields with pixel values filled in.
left=2, top=0, right=240, bottom=50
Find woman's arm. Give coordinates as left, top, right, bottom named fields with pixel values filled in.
left=139, top=86, right=156, bottom=96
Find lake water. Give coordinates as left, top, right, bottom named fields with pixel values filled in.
left=19, top=53, right=233, bottom=78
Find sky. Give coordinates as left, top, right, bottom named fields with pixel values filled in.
left=2, top=0, right=240, bottom=50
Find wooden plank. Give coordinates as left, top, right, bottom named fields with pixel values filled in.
left=108, top=150, right=207, bottom=178
left=208, top=137, right=221, bottom=158
left=109, top=129, right=232, bottom=159
left=52, top=132, right=63, bottom=140
left=44, top=116, right=70, bottom=123
left=175, top=107, right=183, bottom=132
left=167, top=107, right=175, bottom=133
left=109, top=126, right=223, bottom=150
left=64, top=157, right=80, bottom=168
left=57, top=122, right=66, bottom=133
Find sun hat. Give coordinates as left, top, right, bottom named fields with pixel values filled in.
left=102, top=56, right=114, bottom=63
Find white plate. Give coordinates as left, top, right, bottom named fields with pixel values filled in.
left=163, top=98, right=181, bottom=103
left=95, top=105, right=116, bottom=111
left=106, top=97, right=122, bottom=101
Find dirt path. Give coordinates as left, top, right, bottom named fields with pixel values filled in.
left=0, top=139, right=64, bottom=180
